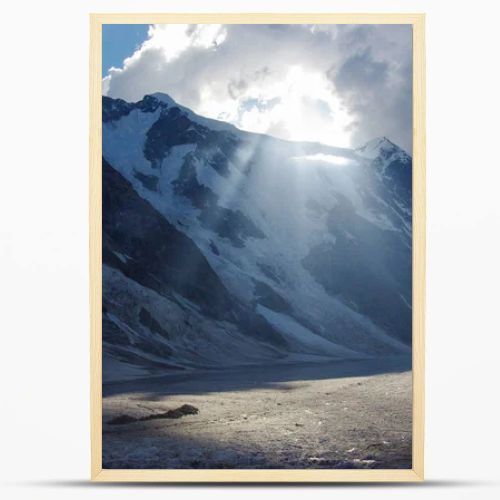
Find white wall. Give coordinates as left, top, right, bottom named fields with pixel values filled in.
left=1, top=0, right=499, bottom=498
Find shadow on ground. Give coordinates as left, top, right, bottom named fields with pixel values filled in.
left=103, top=355, right=411, bottom=398
left=19, top=479, right=496, bottom=489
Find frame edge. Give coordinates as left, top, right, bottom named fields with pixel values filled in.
left=89, top=12, right=426, bottom=483
left=93, top=468, right=423, bottom=483
left=89, top=13, right=103, bottom=480
left=411, top=12, right=426, bottom=481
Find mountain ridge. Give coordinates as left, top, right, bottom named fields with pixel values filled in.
left=105, top=92, right=406, bottom=159
left=102, top=93, right=412, bottom=382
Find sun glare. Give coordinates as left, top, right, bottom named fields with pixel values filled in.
left=199, top=65, right=353, bottom=148
left=275, top=66, right=352, bottom=147
left=135, top=26, right=354, bottom=149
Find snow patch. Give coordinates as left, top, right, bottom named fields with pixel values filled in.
left=257, top=305, right=364, bottom=359
left=291, top=153, right=355, bottom=166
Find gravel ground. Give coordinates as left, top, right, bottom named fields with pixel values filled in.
left=102, top=356, right=412, bottom=469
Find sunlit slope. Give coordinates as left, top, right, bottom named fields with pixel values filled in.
left=102, top=93, right=412, bottom=380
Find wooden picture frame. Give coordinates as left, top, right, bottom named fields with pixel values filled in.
left=90, top=12, right=425, bottom=482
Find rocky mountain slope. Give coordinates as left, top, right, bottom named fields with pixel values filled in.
left=102, top=93, right=412, bottom=381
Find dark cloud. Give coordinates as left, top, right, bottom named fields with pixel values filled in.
left=326, top=25, right=412, bottom=151
left=334, top=50, right=389, bottom=92
left=328, top=48, right=412, bottom=151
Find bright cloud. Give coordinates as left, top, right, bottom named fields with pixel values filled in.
left=143, top=24, right=227, bottom=61
left=103, top=24, right=412, bottom=152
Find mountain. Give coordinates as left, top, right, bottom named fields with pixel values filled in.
left=102, top=92, right=412, bottom=382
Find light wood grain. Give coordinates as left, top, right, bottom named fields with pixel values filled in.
left=90, top=12, right=425, bottom=24
left=411, top=15, right=426, bottom=481
left=89, top=14, right=103, bottom=481
left=89, top=12, right=425, bottom=482
left=93, top=468, right=422, bottom=482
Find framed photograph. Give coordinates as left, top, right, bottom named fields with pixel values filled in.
left=90, top=13, right=425, bottom=482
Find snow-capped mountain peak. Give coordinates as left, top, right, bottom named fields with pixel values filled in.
left=102, top=94, right=413, bottom=380
left=149, top=91, right=178, bottom=107
left=147, top=92, right=241, bottom=134
left=355, top=136, right=408, bottom=160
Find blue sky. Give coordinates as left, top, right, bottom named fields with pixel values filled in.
left=102, top=24, right=148, bottom=76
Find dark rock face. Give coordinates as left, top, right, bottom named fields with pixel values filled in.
left=102, top=156, right=234, bottom=318
left=173, top=155, right=218, bottom=209
left=199, top=205, right=266, bottom=248
left=102, top=96, right=134, bottom=123
left=257, top=263, right=284, bottom=284
left=102, top=156, right=287, bottom=353
left=173, top=153, right=265, bottom=247
left=209, top=240, right=220, bottom=255
left=144, top=107, right=204, bottom=168
left=102, top=303, right=173, bottom=363
left=207, top=150, right=231, bottom=177
left=302, top=193, right=412, bottom=344
left=133, top=171, right=159, bottom=191
left=383, top=157, right=412, bottom=196
left=102, top=94, right=413, bottom=373
left=253, top=280, right=292, bottom=313
left=198, top=133, right=240, bottom=178
left=139, top=307, right=170, bottom=339
left=102, top=314, right=129, bottom=346
left=366, top=138, right=412, bottom=199
left=104, top=94, right=266, bottom=249
left=136, top=95, right=164, bottom=114
left=102, top=94, right=165, bottom=123
left=235, top=307, right=288, bottom=349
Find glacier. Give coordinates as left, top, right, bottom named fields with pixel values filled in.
left=101, top=92, right=412, bottom=381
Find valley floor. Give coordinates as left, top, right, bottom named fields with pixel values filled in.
left=102, top=356, right=412, bottom=469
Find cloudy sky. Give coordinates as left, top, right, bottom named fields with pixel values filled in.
left=103, top=24, right=412, bottom=152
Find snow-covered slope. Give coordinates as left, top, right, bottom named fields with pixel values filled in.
left=102, top=93, right=412, bottom=381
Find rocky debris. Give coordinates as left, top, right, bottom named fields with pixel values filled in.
left=103, top=362, right=412, bottom=469
left=106, top=414, right=137, bottom=425
left=107, top=404, right=199, bottom=425
left=149, top=404, right=199, bottom=420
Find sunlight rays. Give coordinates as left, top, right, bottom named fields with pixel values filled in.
left=196, top=65, right=354, bottom=149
